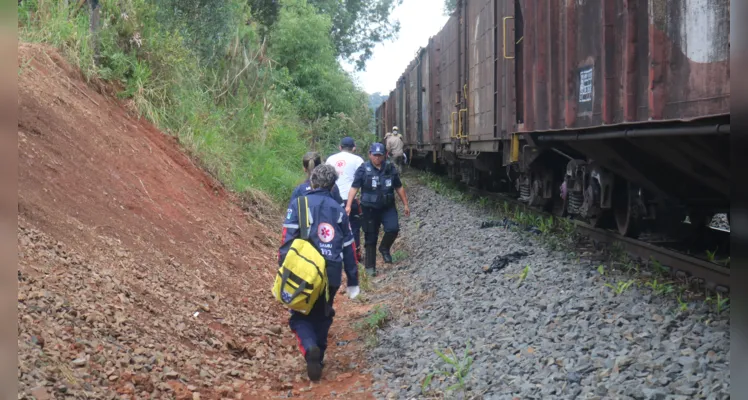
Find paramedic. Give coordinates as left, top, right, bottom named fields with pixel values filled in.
left=279, top=164, right=360, bottom=382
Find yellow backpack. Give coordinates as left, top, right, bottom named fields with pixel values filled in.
left=272, top=196, right=329, bottom=315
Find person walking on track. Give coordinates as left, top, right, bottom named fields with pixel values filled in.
left=345, top=142, right=410, bottom=277
left=278, top=164, right=360, bottom=382
left=326, top=137, right=364, bottom=262
left=384, top=126, right=405, bottom=172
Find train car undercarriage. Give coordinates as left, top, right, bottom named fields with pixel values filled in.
left=414, top=119, right=729, bottom=247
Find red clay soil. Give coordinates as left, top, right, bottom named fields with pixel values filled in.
left=17, top=43, right=375, bottom=399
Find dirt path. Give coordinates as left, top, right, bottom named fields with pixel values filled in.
left=17, top=43, right=377, bottom=400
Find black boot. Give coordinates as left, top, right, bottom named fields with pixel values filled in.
left=365, top=244, right=377, bottom=277
left=379, top=231, right=398, bottom=264
left=305, top=346, right=322, bottom=382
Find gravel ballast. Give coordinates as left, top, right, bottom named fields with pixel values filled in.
left=366, top=182, right=730, bottom=400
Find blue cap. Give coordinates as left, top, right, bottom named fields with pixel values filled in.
left=369, top=142, right=385, bottom=155
left=340, top=137, right=355, bottom=147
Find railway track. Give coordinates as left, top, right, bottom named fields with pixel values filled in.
left=442, top=181, right=731, bottom=293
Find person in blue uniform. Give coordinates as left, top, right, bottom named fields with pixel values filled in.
left=344, top=143, right=410, bottom=277
left=290, top=151, right=355, bottom=266
left=278, top=163, right=360, bottom=382
left=290, top=151, right=345, bottom=207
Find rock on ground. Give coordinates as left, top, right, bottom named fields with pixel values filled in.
left=366, top=181, right=730, bottom=400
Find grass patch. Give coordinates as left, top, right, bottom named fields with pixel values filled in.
left=422, top=344, right=474, bottom=396
left=416, top=172, right=466, bottom=202
left=355, top=304, right=391, bottom=347
left=507, top=265, right=531, bottom=285
left=391, top=249, right=408, bottom=263
left=356, top=263, right=372, bottom=292
left=604, top=280, right=635, bottom=296
left=645, top=279, right=674, bottom=296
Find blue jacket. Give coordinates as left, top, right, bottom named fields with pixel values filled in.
left=279, top=189, right=358, bottom=287
left=290, top=180, right=345, bottom=208
left=351, top=161, right=401, bottom=209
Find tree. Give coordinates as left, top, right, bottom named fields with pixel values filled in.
left=268, top=0, right=368, bottom=120
left=153, top=0, right=241, bottom=65
left=368, top=92, right=388, bottom=111
left=247, top=0, right=281, bottom=27
left=443, top=0, right=457, bottom=16
left=307, top=0, right=402, bottom=70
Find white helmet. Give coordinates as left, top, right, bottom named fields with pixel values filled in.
left=392, top=126, right=399, bottom=131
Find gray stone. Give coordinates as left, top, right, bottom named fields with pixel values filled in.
left=361, top=183, right=731, bottom=400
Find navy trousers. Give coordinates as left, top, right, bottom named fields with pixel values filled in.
left=349, top=199, right=362, bottom=259
left=361, top=205, right=399, bottom=245
left=289, top=285, right=339, bottom=362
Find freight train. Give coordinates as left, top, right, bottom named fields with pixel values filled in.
left=375, top=0, right=730, bottom=240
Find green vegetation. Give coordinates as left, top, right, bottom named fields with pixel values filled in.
left=705, top=293, right=729, bottom=314
left=422, top=344, right=474, bottom=395
left=646, top=279, right=674, bottom=296
left=442, top=0, right=457, bottom=16
left=18, top=0, right=397, bottom=204
left=356, top=304, right=391, bottom=347
left=418, top=172, right=466, bottom=202
left=391, top=249, right=408, bottom=263
left=507, top=265, right=531, bottom=285
left=676, top=294, right=689, bottom=313
left=605, top=280, right=635, bottom=296
left=705, top=248, right=717, bottom=262
left=357, top=262, right=372, bottom=293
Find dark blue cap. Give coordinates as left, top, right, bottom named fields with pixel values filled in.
left=369, top=142, right=385, bottom=155
left=340, top=137, right=355, bottom=147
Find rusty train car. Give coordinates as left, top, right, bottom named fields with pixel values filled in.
left=375, top=0, right=730, bottom=238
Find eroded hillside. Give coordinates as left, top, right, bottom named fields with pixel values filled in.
left=17, top=43, right=372, bottom=400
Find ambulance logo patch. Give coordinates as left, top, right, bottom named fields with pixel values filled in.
left=317, top=222, right=335, bottom=243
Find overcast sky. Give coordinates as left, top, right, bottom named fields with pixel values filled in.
left=342, top=0, right=449, bottom=95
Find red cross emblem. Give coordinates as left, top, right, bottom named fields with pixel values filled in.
left=336, top=160, right=346, bottom=168
left=317, top=222, right=335, bottom=243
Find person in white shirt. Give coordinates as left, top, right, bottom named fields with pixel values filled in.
left=326, top=137, right=365, bottom=262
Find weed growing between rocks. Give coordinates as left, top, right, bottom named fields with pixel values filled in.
left=356, top=305, right=391, bottom=348
left=357, top=263, right=373, bottom=293
left=391, top=250, right=408, bottom=263
left=422, top=344, right=475, bottom=397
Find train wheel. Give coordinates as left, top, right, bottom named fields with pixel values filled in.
left=613, top=179, right=641, bottom=238
left=578, top=179, right=611, bottom=229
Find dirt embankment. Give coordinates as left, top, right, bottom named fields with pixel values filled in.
left=17, top=43, right=373, bottom=399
